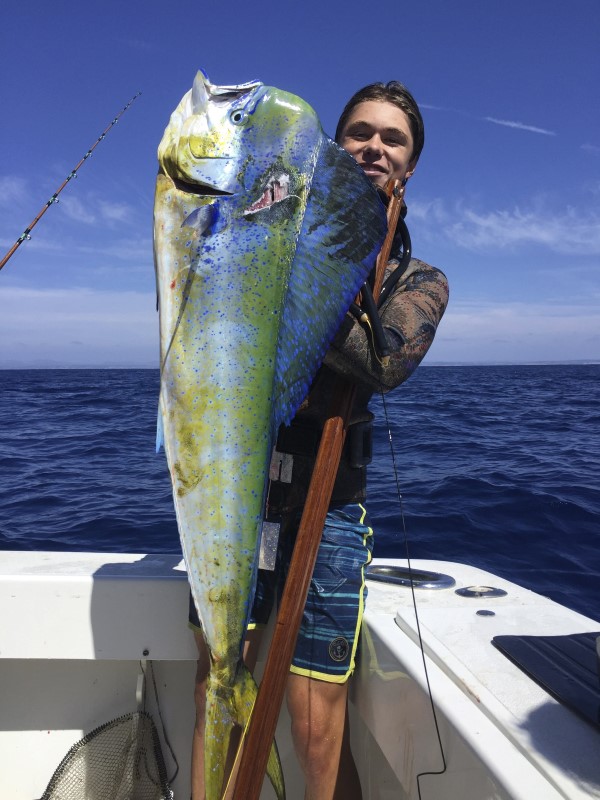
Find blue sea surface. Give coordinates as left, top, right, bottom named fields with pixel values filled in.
left=0, top=365, right=598, bottom=620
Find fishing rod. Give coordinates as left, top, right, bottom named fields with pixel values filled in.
left=0, top=91, right=142, bottom=273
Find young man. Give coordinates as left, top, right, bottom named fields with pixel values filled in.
left=191, top=81, right=449, bottom=800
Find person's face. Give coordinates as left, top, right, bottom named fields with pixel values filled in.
left=338, top=100, right=416, bottom=189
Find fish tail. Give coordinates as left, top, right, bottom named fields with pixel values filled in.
left=205, top=674, right=235, bottom=800
left=232, top=664, right=286, bottom=800
left=205, top=665, right=286, bottom=800
left=266, top=737, right=286, bottom=800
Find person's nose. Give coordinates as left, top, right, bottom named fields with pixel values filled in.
left=363, top=134, right=383, bottom=157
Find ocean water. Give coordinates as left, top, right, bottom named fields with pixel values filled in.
left=0, top=365, right=598, bottom=621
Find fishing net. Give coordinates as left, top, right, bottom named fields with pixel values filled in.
left=40, top=710, right=174, bottom=800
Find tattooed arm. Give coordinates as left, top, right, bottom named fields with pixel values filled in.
left=323, top=258, right=449, bottom=392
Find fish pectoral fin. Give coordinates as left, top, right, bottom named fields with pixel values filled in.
left=155, top=403, right=164, bottom=453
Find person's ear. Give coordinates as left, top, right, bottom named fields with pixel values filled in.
left=403, top=161, right=417, bottom=185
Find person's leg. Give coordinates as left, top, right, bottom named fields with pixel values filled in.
left=191, top=632, right=210, bottom=800
left=335, top=699, right=361, bottom=800
left=284, top=503, right=372, bottom=800
left=191, top=629, right=263, bottom=800
left=286, top=674, right=361, bottom=800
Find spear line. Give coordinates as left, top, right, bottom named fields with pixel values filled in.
left=0, top=91, right=142, bottom=273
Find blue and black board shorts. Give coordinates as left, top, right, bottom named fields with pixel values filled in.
left=188, top=502, right=374, bottom=683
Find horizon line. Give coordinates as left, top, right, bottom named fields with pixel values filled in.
left=0, top=360, right=598, bottom=371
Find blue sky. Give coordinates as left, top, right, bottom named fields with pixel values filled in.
left=1, top=0, right=598, bottom=367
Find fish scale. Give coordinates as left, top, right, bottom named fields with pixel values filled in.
left=154, top=69, right=386, bottom=799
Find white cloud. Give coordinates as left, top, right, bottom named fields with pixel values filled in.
left=55, top=192, right=136, bottom=227
left=447, top=208, right=600, bottom=253
left=419, top=105, right=557, bottom=136
left=59, top=194, right=96, bottom=224
left=1, top=286, right=597, bottom=368
left=0, top=176, right=28, bottom=207
left=430, top=299, right=600, bottom=363
left=581, top=143, right=600, bottom=155
left=0, top=286, right=158, bottom=367
left=77, top=235, right=153, bottom=263
left=99, top=200, right=133, bottom=223
left=410, top=198, right=600, bottom=255
left=484, top=117, right=556, bottom=136
left=0, top=233, right=152, bottom=275
left=420, top=103, right=449, bottom=112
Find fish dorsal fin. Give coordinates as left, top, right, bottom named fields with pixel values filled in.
left=191, top=70, right=210, bottom=114
left=272, top=137, right=387, bottom=428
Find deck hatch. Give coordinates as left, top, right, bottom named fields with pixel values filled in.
left=493, top=631, right=600, bottom=731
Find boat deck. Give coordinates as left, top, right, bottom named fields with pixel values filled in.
left=1, top=552, right=599, bottom=799
left=356, top=559, right=600, bottom=799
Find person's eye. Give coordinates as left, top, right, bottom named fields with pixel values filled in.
left=345, top=126, right=372, bottom=141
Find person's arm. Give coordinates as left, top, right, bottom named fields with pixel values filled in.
left=323, top=258, right=449, bottom=392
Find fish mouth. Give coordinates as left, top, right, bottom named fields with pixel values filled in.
left=244, top=173, right=292, bottom=215
left=172, top=177, right=233, bottom=197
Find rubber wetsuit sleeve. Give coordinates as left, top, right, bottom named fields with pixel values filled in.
left=322, top=258, right=449, bottom=393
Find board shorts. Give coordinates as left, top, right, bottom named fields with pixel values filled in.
left=188, top=502, right=374, bottom=683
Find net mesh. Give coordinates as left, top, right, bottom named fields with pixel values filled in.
left=40, top=711, right=173, bottom=800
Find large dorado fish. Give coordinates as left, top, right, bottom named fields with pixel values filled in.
left=154, top=70, right=386, bottom=799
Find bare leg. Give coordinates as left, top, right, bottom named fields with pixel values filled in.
left=191, top=629, right=263, bottom=800
left=286, top=673, right=362, bottom=800
left=334, top=702, right=361, bottom=800
left=191, top=632, right=210, bottom=800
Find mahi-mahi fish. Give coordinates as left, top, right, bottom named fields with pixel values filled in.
left=153, top=70, right=387, bottom=799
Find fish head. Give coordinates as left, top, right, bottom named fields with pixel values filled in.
left=157, top=70, right=321, bottom=198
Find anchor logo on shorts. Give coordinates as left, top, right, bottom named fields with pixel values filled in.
left=328, top=636, right=349, bottom=662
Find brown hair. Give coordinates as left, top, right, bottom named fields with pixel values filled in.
left=335, top=81, right=425, bottom=164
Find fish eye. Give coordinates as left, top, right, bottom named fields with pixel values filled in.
left=229, top=109, right=248, bottom=125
